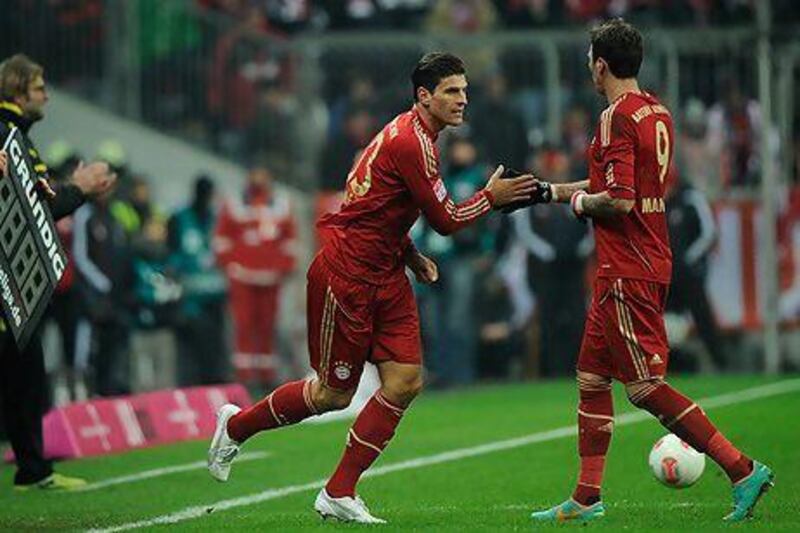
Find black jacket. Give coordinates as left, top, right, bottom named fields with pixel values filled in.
left=0, top=101, right=86, bottom=220
left=666, top=181, right=716, bottom=278
left=72, top=201, right=133, bottom=325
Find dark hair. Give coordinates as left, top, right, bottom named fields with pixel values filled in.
left=0, top=53, right=44, bottom=101
left=411, top=52, right=466, bottom=101
left=194, top=174, right=214, bottom=198
left=589, top=19, right=643, bottom=79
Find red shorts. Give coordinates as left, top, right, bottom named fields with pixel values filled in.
left=577, top=277, right=669, bottom=383
left=306, top=253, right=422, bottom=391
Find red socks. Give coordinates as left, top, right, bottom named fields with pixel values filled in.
left=227, top=379, right=318, bottom=443
left=706, top=431, right=753, bottom=483
left=633, top=382, right=752, bottom=483
left=573, top=385, right=614, bottom=505
left=326, top=392, right=405, bottom=498
left=570, top=376, right=754, bottom=505
left=226, top=382, right=410, bottom=499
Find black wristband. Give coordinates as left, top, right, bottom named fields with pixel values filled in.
left=499, top=169, right=552, bottom=214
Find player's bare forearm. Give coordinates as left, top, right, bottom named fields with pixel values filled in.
left=580, top=191, right=634, bottom=219
left=551, top=180, right=589, bottom=203
left=406, top=248, right=439, bottom=284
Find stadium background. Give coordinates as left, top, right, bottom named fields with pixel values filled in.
left=1, top=1, right=799, bottom=530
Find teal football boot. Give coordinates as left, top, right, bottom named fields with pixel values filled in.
left=724, top=461, right=774, bottom=522
left=531, top=498, right=606, bottom=522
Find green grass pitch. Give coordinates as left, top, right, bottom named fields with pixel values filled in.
left=1, top=375, right=799, bottom=531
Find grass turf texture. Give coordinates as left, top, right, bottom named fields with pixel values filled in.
left=1, top=375, right=798, bottom=531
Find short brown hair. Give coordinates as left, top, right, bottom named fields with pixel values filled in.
left=590, top=19, right=643, bottom=79
left=0, top=54, right=44, bottom=101
left=411, top=52, right=466, bottom=101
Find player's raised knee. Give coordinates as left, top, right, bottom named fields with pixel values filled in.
left=310, top=381, right=355, bottom=412
left=380, top=367, right=424, bottom=407
left=381, top=380, right=423, bottom=407
left=625, top=377, right=665, bottom=406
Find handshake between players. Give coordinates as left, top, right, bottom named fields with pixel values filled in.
left=486, top=164, right=555, bottom=214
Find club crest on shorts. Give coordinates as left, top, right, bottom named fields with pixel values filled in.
left=333, top=361, right=353, bottom=381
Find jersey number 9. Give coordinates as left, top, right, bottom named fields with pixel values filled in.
left=655, top=120, right=670, bottom=184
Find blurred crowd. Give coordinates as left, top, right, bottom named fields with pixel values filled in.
left=193, top=1, right=799, bottom=193
left=41, top=141, right=298, bottom=405
left=198, top=0, right=795, bottom=33
left=3, top=1, right=798, bottom=192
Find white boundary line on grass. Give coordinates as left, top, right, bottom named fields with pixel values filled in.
left=76, top=451, right=271, bottom=492
left=87, top=378, right=800, bottom=533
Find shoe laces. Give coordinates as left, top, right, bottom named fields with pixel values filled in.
left=218, top=444, right=239, bottom=463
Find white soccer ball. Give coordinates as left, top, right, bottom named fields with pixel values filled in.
left=648, top=433, right=705, bottom=488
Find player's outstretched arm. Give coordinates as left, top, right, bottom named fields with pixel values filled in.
left=499, top=175, right=588, bottom=213
left=533, top=176, right=633, bottom=219
left=550, top=180, right=590, bottom=203
left=398, top=133, right=535, bottom=235
left=571, top=190, right=634, bottom=219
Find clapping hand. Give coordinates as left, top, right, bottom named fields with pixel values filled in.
left=71, top=161, right=117, bottom=197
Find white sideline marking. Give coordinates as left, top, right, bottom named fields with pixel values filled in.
left=77, top=451, right=271, bottom=492
left=88, top=379, right=800, bottom=532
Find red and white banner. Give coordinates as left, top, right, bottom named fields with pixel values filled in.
left=4, top=384, right=251, bottom=462
left=707, top=188, right=800, bottom=330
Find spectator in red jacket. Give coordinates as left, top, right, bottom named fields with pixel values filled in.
left=213, top=163, right=297, bottom=390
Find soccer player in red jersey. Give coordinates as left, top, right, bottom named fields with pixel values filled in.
left=527, top=19, right=773, bottom=523
left=207, top=52, right=536, bottom=523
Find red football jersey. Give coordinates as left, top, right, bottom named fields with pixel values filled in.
left=319, top=107, right=493, bottom=284
left=588, top=91, right=673, bottom=284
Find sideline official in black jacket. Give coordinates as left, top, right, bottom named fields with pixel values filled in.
left=0, top=53, right=116, bottom=490
left=666, top=177, right=726, bottom=369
